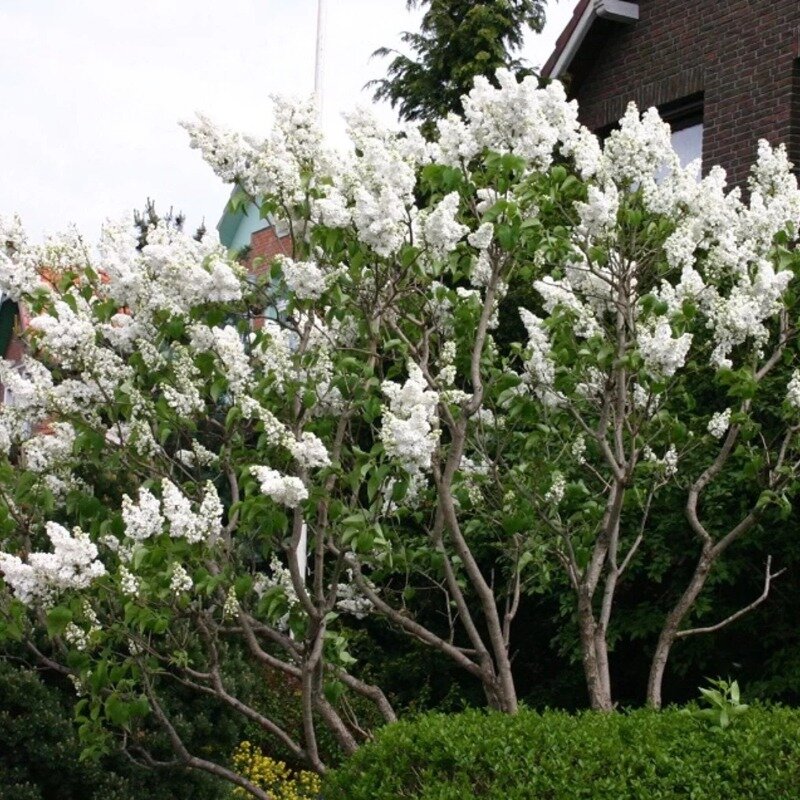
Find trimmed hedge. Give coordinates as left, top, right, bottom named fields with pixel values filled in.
left=324, top=706, right=800, bottom=799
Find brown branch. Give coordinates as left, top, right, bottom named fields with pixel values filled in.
left=141, top=674, right=273, bottom=800
left=676, top=556, right=786, bottom=639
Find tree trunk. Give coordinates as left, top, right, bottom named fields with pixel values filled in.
left=646, top=552, right=712, bottom=707
left=483, top=673, right=517, bottom=713
left=578, top=594, right=613, bottom=711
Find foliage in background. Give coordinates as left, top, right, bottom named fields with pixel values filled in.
left=370, top=0, right=546, bottom=133
left=0, top=660, right=228, bottom=800
left=133, top=197, right=206, bottom=252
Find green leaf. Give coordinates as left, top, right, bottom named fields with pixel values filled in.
left=46, top=606, right=73, bottom=636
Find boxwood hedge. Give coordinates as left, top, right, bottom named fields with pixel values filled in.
left=324, top=706, right=800, bottom=799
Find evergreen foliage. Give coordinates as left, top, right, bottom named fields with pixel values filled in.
left=370, top=0, right=546, bottom=130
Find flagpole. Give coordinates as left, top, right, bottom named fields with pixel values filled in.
left=314, top=0, right=327, bottom=122
left=299, top=0, right=326, bottom=583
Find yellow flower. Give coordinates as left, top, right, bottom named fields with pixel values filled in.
left=231, top=741, right=320, bottom=799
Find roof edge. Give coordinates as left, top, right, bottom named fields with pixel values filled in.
left=541, top=0, right=639, bottom=80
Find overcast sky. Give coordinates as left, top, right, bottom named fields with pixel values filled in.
left=0, top=0, right=578, bottom=242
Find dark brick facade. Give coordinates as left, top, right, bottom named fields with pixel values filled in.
left=245, top=225, right=292, bottom=276
left=555, top=0, right=800, bottom=188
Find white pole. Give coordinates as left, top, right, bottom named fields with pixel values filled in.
left=314, top=0, right=327, bottom=123
left=299, top=0, right=327, bottom=583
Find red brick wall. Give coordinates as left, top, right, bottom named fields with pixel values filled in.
left=246, top=226, right=292, bottom=277
left=565, top=0, right=800, bottom=188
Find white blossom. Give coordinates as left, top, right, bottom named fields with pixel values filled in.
left=788, top=370, right=800, bottom=410
left=0, top=523, right=106, bottom=606
left=222, top=585, right=239, bottom=619
left=380, top=362, right=440, bottom=476
left=119, top=565, right=141, bottom=597
left=707, top=408, right=732, bottom=439
left=518, top=308, right=557, bottom=403
left=571, top=435, right=587, bottom=465
left=287, top=431, right=331, bottom=469
left=169, top=563, right=193, bottom=596
left=638, top=320, right=693, bottom=378
left=544, top=472, right=566, bottom=505
left=423, top=192, right=468, bottom=258
left=122, top=487, right=164, bottom=541
left=335, top=571, right=373, bottom=619
left=279, top=256, right=329, bottom=301
left=250, top=466, right=308, bottom=508
left=162, top=480, right=220, bottom=544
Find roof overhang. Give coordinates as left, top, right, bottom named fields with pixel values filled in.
left=542, top=0, right=639, bottom=80
left=216, top=186, right=247, bottom=248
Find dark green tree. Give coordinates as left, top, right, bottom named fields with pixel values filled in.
left=370, top=0, right=546, bottom=132
left=133, top=198, right=206, bottom=252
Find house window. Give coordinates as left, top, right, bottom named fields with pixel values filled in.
left=661, top=93, right=704, bottom=169
left=790, top=58, right=800, bottom=177
left=671, top=121, right=703, bottom=168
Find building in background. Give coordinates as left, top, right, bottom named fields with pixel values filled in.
left=217, top=190, right=291, bottom=277
left=542, top=0, right=800, bottom=186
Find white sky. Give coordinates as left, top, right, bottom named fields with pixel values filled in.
left=0, top=0, right=578, bottom=242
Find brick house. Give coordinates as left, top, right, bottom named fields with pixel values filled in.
left=542, top=0, right=800, bottom=187
left=216, top=190, right=291, bottom=279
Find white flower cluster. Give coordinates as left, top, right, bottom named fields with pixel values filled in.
left=222, top=585, right=239, bottom=619
left=97, top=219, right=242, bottom=327
left=183, top=95, right=324, bottom=206
left=433, top=70, right=600, bottom=178
left=175, top=441, right=219, bottom=468
left=280, top=257, right=326, bottom=300
left=571, top=435, right=587, bottom=465
left=193, top=324, right=253, bottom=399
left=603, top=105, right=678, bottom=186
left=122, top=487, right=164, bottom=541
left=28, top=296, right=97, bottom=370
left=252, top=320, right=295, bottom=392
left=64, top=600, right=101, bottom=651
left=518, top=309, right=557, bottom=404
left=534, top=272, right=603, bottom=340
left=422, top=192, right=468, bottom=258
left=0, top=522, right=106, bottom=606
left=345, top=108, right=430, bottom=257
left=169, top=563, right=193, bottom=596
left=637, top=320, right=693, bottom=378
left=64, top=622, right=90, bottom=651
left=380, top=362, right=440, bottom=477
left=119, top=565, right=141, bottom=597
left=335, top=571, right=373, bottom=619
left=644, top=444, right=679, bottom=478
left=162, top=346, right=204, bottom=417
left=510, top=96, right=800, bottom=394
left=707, top=408, right=732, bottom=439
left=164, top=480, right=224, bottom=544
left=544, top=472, right=566, bottom=505
left=787, top=370, right=800, bottom=410
left=254, top=555, right=300, bottom=630
left=250, top=466, right=308, bottom=508
left=286, top=431, right=331, bottom=470
left=458, top=455, right=490, bottom=505
left=18, top=422, right=77, bottom=498
left=0, top=213, right=39, bottom=301
left=121, top=481, right=222, bottom=546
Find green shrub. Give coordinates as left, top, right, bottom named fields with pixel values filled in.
left=324, top=706, right=800, bottom=799
left=0, top=661, right=230, bottom=800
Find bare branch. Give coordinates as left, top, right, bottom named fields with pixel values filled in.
left=676, top=556, right=786, bottom=639
left=141, top=674, right=273, bottom=800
